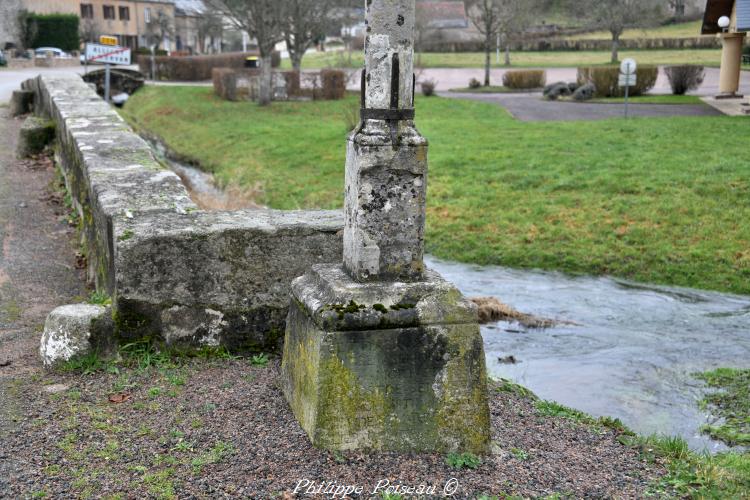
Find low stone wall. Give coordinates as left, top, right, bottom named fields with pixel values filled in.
left=22, top=74, right=344, bottom=352
left=8, top=57, right=80, bottom=69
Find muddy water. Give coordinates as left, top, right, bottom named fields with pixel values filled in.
left=427, top=257, right=750, bottom=452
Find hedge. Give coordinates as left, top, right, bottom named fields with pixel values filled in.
left=577, top=66, right=658, bottom=98
left=139, top=51, right=281, bottom=81
left=502, top=70, right=547, bottom=89
left=24, top=13, right=80, bottom=52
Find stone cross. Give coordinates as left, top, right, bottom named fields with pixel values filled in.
left=343, top=0, right=428, bottom=283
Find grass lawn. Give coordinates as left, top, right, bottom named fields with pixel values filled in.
left=121, top=86, right=750, bottom=295
left=283, top=49, right=724, bottom=70
left=589, top=95, right=706, bottom=105
left=564, top=21, right=704, bottom=40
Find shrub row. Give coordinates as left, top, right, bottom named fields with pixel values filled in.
left=420, top=36, right=721, bottom=53
left=577, top=66, right=658, bottom=97
left=502, top=70, right=546, bottom=89
left=139, top=52, right=280, bottom=81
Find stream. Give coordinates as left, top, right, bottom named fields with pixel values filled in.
left=426, top=256, right=750, bottom=453
left=149, top=141, right=749, bottom=453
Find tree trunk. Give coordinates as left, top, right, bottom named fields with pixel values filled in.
left=504, top=44, right=511, bottom=67
left=484, top=36, right=491, bottom=86
left=610, top=33, right=620, bottom=64
left=259, top=54, right=273, bottom=106
left=291, top=51, right=303, bottom=72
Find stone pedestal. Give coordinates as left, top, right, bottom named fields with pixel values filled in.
left=718, top=32, right=746, bottom=98
left=281, top=264, right=490, bottom=453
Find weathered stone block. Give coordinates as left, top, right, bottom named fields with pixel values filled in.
left=115, top=210, right=344, bottom=351
left=16, top=116, right=55, bottom=158
left=9, top=90, right=34, bottom=117
left=344, top=122, right=428, bottom=283
left=281, top=264, right=490, bottom=453
left=40, top=305, right=112, bottom=368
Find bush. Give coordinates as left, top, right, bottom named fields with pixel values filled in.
left=22, top=13, right=79, bottom=52
left=421, top=79, right=437, bottom=96
left=139, top=52, right=280, bottom=81
left=577, top=65, right=658, bottom=98
left=320, top=69, right=346, bottom=100
left=468, top=78, right=481, bottom=89
left=135, top=47, right=168, bottom=56
left=283, top=71, right=301, bottom=97
left=502, top=70, right=547, bottom=90
left=664, top=65, right=705, bottom=95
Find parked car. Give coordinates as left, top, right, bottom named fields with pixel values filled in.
left=34, top=47, right=72, bottom=59
left=0, top=50, right=6, bottom=67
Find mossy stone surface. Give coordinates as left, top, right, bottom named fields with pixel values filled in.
left=281, top=264, right=490, bottom=454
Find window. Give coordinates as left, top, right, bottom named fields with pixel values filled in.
left=80, top=3, right=93, bottom=19
left=119, top=6, right=130, bottom=21
left=144, top=7, right=151, bottom=23
left=103, top=5, right=115, bottom=20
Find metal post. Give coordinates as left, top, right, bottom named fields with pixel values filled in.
left=496, top=33, right=500, bottom=64
left=104, top=63, right=111, bottom=102
left=624, top=74, right=630, bottom=119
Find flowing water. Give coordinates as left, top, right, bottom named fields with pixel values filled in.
left=426, top=257, right=750, bottom=453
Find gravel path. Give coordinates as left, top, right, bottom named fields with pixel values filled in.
left=446, top=92, right=723, bottom=122
left=1, top=359, right=665, bottom=498
left=0, top=111, right=667, bottom=498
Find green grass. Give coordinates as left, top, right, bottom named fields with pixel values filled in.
left=564, top=21, right=704, bottom=41
left=283, top=49, right=724, bottom=70
left=445, top=452, right=482, bottom=469
left=589, top=94, right=705, bottom=105
left=121, top=86, right=750, bottom=294
left=696, top=368, right=750, bottom=447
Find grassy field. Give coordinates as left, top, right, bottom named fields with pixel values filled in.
left=589, top=95, right=706, bottom=105
left=282, top=49, right=724, bottom=70
left=121, top=86, right=750, bottom=295
left=565, top=21, right=704, bottom=40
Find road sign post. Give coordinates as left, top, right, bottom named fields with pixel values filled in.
left=85, top=40, right=131, bottom=103
left=619, top=58, right=637, bottom=119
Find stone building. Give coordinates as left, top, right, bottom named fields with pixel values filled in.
left=174, top=0, right=222, bottom=54
left=1, top=0, right=177, bottom=51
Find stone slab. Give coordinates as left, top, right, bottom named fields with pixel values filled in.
left=281, top=264, right=490, bottom=453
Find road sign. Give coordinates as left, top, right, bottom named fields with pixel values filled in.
left=620, top=58, right=637, bottom=75
left=618, top=74, right=637, bottom=87
left=100, top=35, right=118, bottom=46
left=85, top=43, right=132, bottom=66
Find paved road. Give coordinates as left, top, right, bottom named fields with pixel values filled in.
left=418, top=67, right=750, bottom=95
left=448, top=92, right=723, bottom=121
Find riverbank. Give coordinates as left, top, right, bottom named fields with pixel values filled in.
left=120, top=86, right=750, bottom=295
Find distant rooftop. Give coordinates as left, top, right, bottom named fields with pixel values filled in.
left=174, top=0, right=205, bottom=15
left=416, top=1, right=469, bottom=30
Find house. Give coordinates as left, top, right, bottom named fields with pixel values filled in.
left=702, top=0, right=749, bottom=97
left=174, top=0, right=222, bottom=54
left=415, top=1, right=479, bottom=52
left=1, top=0, right=177, bottom=52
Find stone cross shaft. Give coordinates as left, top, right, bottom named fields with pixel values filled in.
left=343, top=0, right=428, bottom=283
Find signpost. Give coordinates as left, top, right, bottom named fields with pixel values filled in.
left=84, top=37, right=132, bottom=103
left=619, top=58, right=637, bottom=119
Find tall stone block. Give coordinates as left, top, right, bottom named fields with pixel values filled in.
left=343, top=125, right=427, bottom=282
left=281, top=265, right=490, bottom=453
left=282, top=0, right=490, bottom=454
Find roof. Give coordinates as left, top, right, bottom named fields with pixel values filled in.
left=174, top=0, right=205, bottom=16
left=702, top=0, right=742, bottom=34
left=416, top=1, right=468, bottom=30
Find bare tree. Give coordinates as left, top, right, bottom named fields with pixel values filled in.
left=197, top=11, right=224, bottom=54
left=80, top=17, right=102, bottom=44
left=668, top=0, right=686, bottom=20
left=281, top=0, right=336, bottom=72
left=465, top=0, right=534, bottom=86
left=570, top=0, right=662, bottom=63
left=145, top=9, right=174, bottom=51
left=207, top=0, right=285, bottom=106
